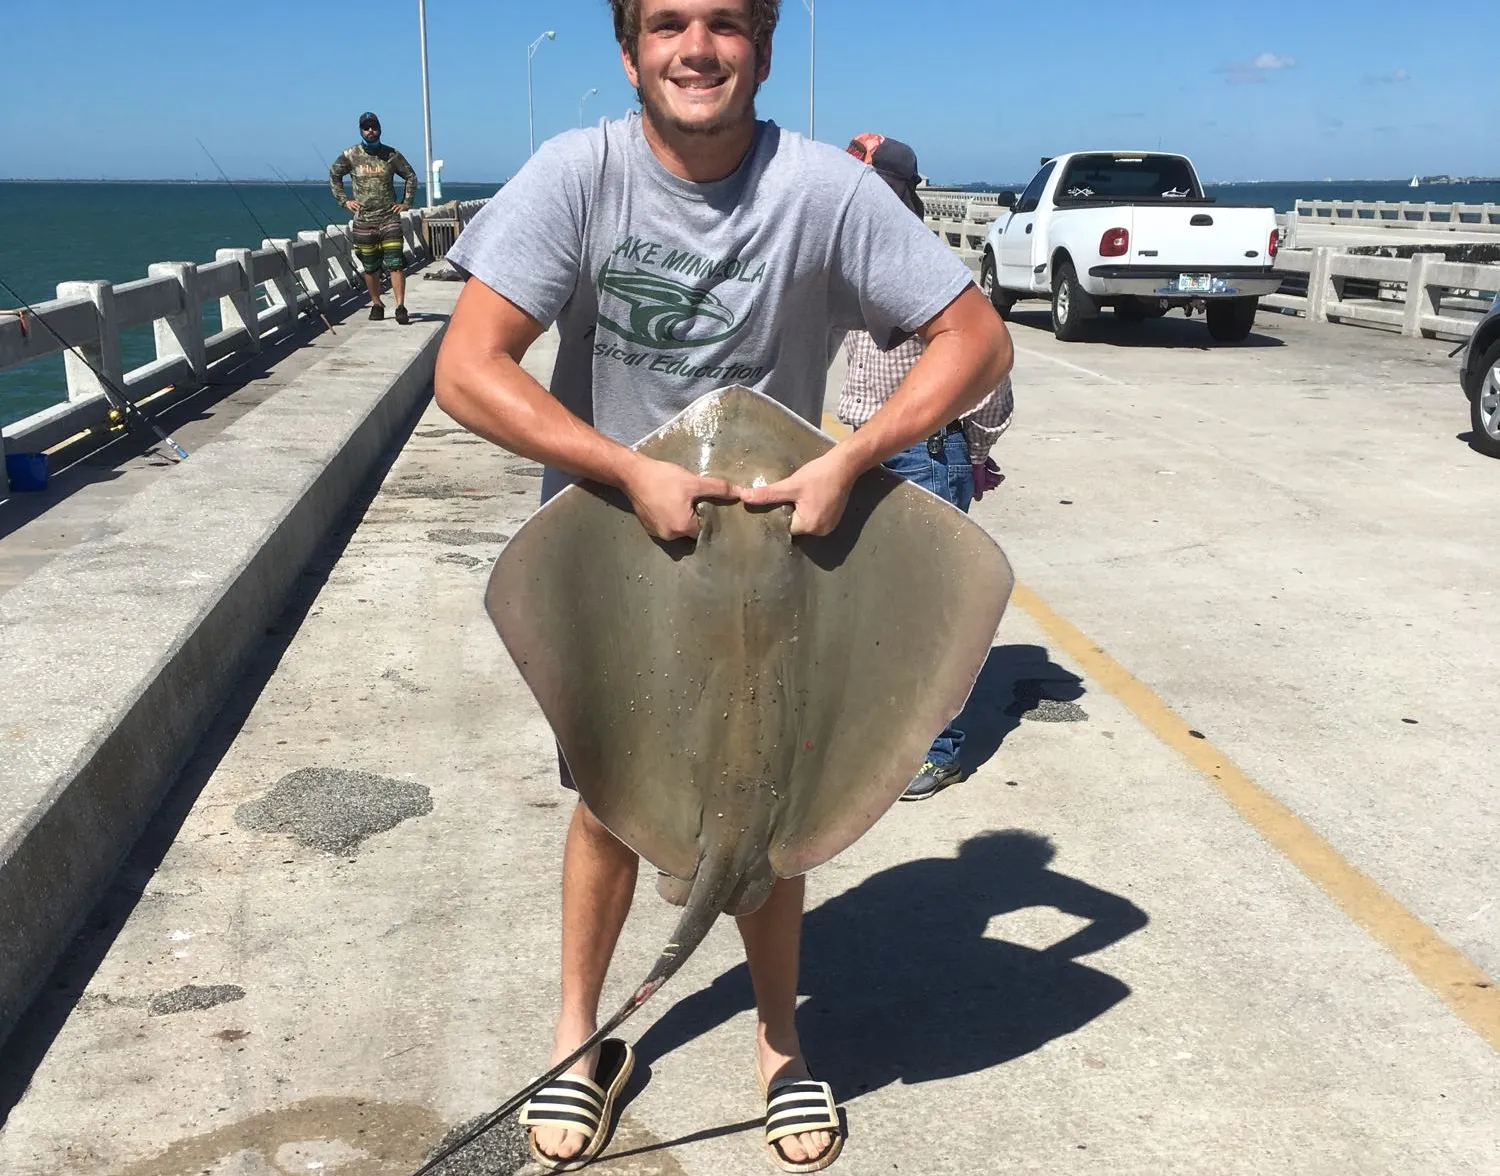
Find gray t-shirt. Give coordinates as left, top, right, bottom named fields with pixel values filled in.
left=446, top=114, right=973, bottom=499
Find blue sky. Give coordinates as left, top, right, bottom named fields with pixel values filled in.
left=6, top=0, right=1495, bottom=185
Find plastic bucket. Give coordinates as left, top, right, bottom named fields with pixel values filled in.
left=5, top=452, right=49, bottom=493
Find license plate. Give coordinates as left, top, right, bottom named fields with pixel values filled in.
left=1177, top=273, right=1214, bottom=292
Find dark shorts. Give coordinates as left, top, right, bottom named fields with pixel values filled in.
left=352, top=218, right=404, bottom=274
left=557, top=746, right=577, bottom=791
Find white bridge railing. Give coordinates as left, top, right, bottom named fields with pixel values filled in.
left=1, top=200, right=486, bottom=458
left=1294, top=199, right=1500, bottom=235
left=1261, top=248, right=1498, bottom=338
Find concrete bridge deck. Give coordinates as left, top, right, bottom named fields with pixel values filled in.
left=1, top=299, right=1497, bottom=1175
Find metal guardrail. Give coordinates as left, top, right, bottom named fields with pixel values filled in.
left=1, top=203, right=487, bottom=460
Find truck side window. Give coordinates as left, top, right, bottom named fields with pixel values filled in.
left=1014, top=161, right=1056, bottom=215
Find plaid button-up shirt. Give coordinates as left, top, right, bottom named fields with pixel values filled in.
left=837, top=332, right=1013, bottom=462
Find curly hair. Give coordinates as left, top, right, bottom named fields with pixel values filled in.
left=608, top=0, right=781, bottom=62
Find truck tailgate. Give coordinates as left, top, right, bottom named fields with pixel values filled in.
left=1126, top=206, right=1274, bottom=269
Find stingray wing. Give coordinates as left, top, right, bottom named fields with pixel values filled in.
left=485, top=386, right=1013, bottom=882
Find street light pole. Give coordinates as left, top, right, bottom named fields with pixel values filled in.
left=418, top=0, right=435, bottom=207
left=801, top=0, right=815, bottom=141
left=527, top=29, right=557, bottom=157
left=579, top=87, right=598, bottom=128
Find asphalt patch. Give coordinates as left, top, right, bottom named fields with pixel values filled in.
left=426, top=529, right=510, bottom=546
left=420, top=1114, right=529, bottom=1176
left=437, top=553, right=485, bottom=568
left=507, top=464, right=545, bottom=478
left=148, top=984, right=246, bottom=1017
left=1005, top=678, right=1089, bottom=723
left=235, top=768, right=434, bottom=854
left=383, top=479, right=497, bottom=501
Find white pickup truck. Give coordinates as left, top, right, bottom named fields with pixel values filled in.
left=979, top=151, right=1282, bottom=342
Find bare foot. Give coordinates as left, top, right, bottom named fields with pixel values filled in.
left=758, top=1028, right=836, bottom=1167
left=530, top=1019, right=599, bottom=1164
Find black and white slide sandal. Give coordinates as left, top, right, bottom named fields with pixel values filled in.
left=762, top=1075, right=845, bottom=1173
left=520, top=1038, right=635, bottom=1171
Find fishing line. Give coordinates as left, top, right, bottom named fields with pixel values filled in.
left=267, top=163, right=333, bottom=230
left=194, top=139, right=336, bottom=335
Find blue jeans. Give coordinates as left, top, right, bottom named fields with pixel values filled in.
left=881, top=430, right=975, bottom=768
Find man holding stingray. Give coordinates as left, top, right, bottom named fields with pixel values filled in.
left=435, top=0, right=1013, bottom=1169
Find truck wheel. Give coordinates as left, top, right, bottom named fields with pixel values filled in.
left=1206, top=296, right=1259, bottom=343
left=980, top=253, right=1015, bottom=317
left=1468, top=339, right=1500, bottom=458
left=1051, top=262, right=1094, bottom=341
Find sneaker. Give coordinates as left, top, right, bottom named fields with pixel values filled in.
left=394, top=304, right=409, bottom=325
left=901, top=760, right=962, bottom=802
left=368, top=302, right=385, bottom=321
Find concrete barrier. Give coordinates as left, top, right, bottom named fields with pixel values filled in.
left=1295, top=199, right=1500, bottom=235
left=0, top=309, right=449, bottom=1051
left=1261, top=247, right=1499, bottom=339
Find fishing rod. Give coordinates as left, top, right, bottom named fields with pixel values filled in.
left=194, top=139, right=336, bottom=335
left=0, top=274, right=189, bottom=461
left=267, top=164, right=331, bottom=229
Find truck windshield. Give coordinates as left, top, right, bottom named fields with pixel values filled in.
left=1055, top=155, right=1203, bottom=201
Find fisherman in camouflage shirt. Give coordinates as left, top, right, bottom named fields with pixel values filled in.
left=330, top=112, right=419, bottom=323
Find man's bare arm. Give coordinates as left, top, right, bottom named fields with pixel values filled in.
left=739, top=285, right=1013, bottom=535
left=433, top=278, right=735, bottom=539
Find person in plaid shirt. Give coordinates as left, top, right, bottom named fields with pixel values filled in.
left=839, top=132, right=1014, bottom=802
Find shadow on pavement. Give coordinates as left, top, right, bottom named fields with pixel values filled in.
left=954, top=643, right=1087, bottom=774
left=1005, top=307, right=1285, bottom=349
left=635, top=829, right=1148, bottom=1102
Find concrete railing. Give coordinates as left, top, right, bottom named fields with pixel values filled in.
left=0, top=202, right=486, bottom=458
left=1261, top=248, right=1499, bottom=338
left=924, top=209, right=1500, bottom=341
left=921, top=189, right=1006, bottom=225
left=1294, top=199, right=1500, bottom=235
left=927, top=216, right=991, bottom=273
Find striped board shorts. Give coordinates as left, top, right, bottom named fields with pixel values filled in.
left=352, top=218, right=405, bottom=273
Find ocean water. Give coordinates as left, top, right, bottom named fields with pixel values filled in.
left=0, top=181, right=499, bottom=428
left=2, top=178, right=1497, bottom=428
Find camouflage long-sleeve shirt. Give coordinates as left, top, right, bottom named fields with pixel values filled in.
left=329, top=143, right=418, bottom=225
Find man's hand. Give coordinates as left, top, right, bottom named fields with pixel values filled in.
left=972, top=456, right=1004, bottom=501
left=390, top=203, right=404, bottom=213
left=737, top=449, right=862, bottom=537
left=621, top=457, right=738, bottom=541
left=344, top=199, right=359, bottom=212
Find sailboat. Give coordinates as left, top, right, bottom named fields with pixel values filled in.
left=1409, top=175, right=1420, bottom=188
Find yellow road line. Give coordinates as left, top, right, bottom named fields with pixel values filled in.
left=1011, top=582, right=1500, bottom=1049
left=824, top=402, right=1494, bottom=1045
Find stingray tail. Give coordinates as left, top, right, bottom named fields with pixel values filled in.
left=408, top=855, right=736, bottom=1175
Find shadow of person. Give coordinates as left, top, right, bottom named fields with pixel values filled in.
left=952, top=644, right=1086, bottom=773
left=634, top=829, right=1147, bottom=1101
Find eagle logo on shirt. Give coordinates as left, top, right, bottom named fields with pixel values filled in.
left=596, top=261, right=748, bottom=350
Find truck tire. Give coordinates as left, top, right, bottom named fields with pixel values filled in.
left=980, top=253, right=1015, bottom=316
left=1051, top=262, right=1095, bottom=342
left=1206, top=296, right=1259, bottom=343
left=1467, top=339, right=1500, bottom=458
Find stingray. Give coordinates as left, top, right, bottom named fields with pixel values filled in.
left=412, top=385, right=1013, bottom=1173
